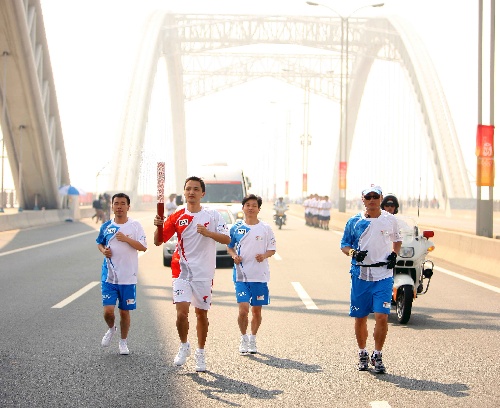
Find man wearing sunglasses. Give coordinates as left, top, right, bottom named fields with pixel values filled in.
left=340, top=184, right=402, bottom=374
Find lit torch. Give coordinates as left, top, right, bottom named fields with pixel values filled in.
left=157, top=162, right=165, bottom=242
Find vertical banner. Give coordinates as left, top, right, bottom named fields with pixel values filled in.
left=476, top=125, right=495, bottom=186
left=339, top=161, right=347, bottom=190
left=302, top=173, right=308, bottom=194
left=285, top=181, right=289, bottom=196
left=157, top=162, right=165, bottom=242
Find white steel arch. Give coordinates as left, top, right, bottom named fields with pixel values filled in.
left=111, top=12, right=471, bottom=204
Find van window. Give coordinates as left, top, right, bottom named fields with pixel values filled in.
left=201, top=183, right=243, bottom=203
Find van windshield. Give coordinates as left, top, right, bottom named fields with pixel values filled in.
left=201, top=183, right=243, bottom=203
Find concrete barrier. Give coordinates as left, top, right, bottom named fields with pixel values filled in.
left=0, top=208, right=87, bottom=231
left=429, top=229, right=500, bottom=279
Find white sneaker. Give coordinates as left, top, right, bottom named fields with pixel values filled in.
left=173, top=342, right=191, bottom=366
left=195, top=349, right=206, bottom=372
left=239, top=334, right=249, bottom=354
left=101, top=326, right=116, bottom=347
left=248, top=335, right=257, bottom=354
left=119, top=339, right=129, bottom=355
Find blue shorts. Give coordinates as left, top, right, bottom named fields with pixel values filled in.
left=101, top=281, right=137, bottom=310
left=349, top=276, right=393, bottom=317
left=234, top=281, right=270, bottom=306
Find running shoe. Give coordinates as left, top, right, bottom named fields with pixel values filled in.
left=358, top=350, right=369, bottom=371
left=195, top=350, right=206, bottom=372
left=248, top=336, right=257, bottom=354
left=173, top=342, right=191, bottom=366
left=119, top=339, right=129, bottom=355
left=239, top=335, right=249, bottom=354
left=370, top=351, right=386, bottom=374
left=101, top=326, right=117, bottom=347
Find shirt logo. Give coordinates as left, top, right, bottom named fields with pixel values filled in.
left=107, top=227, right=118, bottom=234
left=238, top=229, right=247, bottom=235
left=203, top=296, right=209, bottom=303
left=256, top=295, right=265, bottom=301
left=255, top=236, right=263, bottom=241
left=126, top=299, right=136, bottom=305
left=179, top=219, right=188, bottom=226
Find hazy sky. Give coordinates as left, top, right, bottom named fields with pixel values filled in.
left=33, top=0, right=496, bottom=199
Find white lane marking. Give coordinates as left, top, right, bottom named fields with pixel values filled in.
left=370, top=402, right=391, bottom=408
left=52, top=281, right=100, bottom=308
left=435, top=266, right=500, bottom=294
left=291, top=282, right=318, bottom=310
left=0, top=230, right=95, bottom=257
left=273, top=252, right=282, bottom=261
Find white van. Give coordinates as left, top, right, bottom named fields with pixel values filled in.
left=194, top=165, right=250, bottom=219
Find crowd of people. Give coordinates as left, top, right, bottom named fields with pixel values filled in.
left=95, top=178, right=402, bottom=375
left=301, top=194, right=333, bottom=230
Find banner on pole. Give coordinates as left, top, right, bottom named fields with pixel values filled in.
left=476, top=125, right=495, bottom=186
left=339, top=161, right=347, bottom=190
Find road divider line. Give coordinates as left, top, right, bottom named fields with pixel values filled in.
left=0, top=230, right=95, bottom=257
left=370, top=402, right=391, bottom=408
left=291, top=282, right=318, bottom=310
left=435, top=266, right=500, bottom=294
left=52, top=281, right=100, bottom=308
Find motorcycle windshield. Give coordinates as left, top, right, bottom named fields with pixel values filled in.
left=396, top=215, right=417, bottom=245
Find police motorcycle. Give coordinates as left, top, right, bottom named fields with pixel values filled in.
left=273, top=198, right=288, bottom=230
left=382, top=196, right=436, bottom=324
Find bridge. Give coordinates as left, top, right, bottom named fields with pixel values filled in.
left=0, top=2, right=478, bottom=214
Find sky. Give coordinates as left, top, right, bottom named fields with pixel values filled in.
left=15, top=0, right=496, bottom=200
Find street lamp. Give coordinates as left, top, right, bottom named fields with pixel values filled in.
left=17, top=125, right=25, bottom=212
left=0, top=51, right=9, bottom=213
left=96, top=161, right=111, bottom=197
left=306, top=1, right=384, bottom=212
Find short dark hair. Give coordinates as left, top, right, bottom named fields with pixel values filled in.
left=184, top=176, right=205, bottom=192
left=112, top=193, right=130, bottom=205
left=242, top=194, right=262, bottom=208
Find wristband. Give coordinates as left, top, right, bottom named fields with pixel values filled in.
left=348, top=249, right=355, bottom=257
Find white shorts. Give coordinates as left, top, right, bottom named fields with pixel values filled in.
left=172, top=278, right=213, bottom=310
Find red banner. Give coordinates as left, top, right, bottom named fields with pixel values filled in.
left=339, top=161, right=347, bottom=190
left=476, top=125, right=494, bottom=157
left=476, top=125, right=495, bottom=186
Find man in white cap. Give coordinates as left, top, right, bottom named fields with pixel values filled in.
left=340, top=184, right=402, bottom=373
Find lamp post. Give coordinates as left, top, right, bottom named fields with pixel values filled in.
left=300, top=79, right=312, bottom=198
left=96, top=161, right=111, bottom=197
left=17, top=125, right=25, bottom=212
left=0, top=51, right=9, bottom=213
left=306, top=1, right=384, bottom=211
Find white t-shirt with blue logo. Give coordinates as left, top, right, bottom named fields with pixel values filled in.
left=96, top=218, right=147, bottom=285
left=341, top=210, right=401, bottom=281
left=228, top=220, right=276, bottom=283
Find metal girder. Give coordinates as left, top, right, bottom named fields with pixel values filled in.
left=182, top=53, right=342, bottom=101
